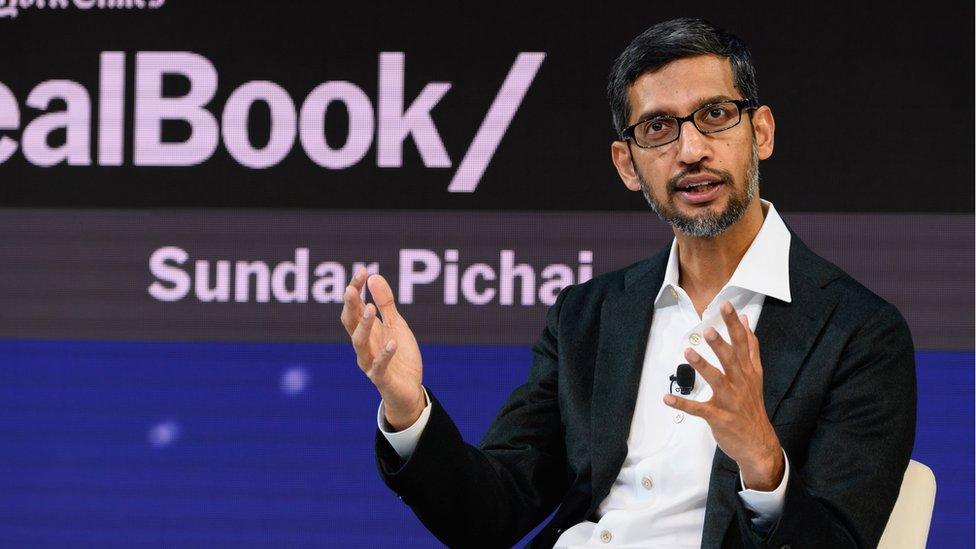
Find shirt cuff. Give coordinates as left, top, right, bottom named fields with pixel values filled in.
left=737, top=448, right=790, bottom=532
left=376, top=387, right=432, bottom=461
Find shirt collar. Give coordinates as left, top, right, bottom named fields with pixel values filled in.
left=654, top=199, right=792, bottom=306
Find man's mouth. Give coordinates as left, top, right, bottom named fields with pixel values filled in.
left=675, top=177, right=725, bottom=196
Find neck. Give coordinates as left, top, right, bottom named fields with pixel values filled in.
left=675, top=198, right=766, bottom=302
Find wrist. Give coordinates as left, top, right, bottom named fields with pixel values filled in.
left=383, top=388, right=426, bottom=431
left=740, top=443, right=785, bottom=491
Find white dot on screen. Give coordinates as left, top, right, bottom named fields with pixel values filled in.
left=281, top=366, right=310, bottom=395
left=148, top=420, right=180, bottom=448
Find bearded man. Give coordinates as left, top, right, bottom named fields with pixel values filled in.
left=341, top=17, right=916, bottom=549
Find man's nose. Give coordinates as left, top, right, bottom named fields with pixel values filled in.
left=674, top=120, right=711, bottom=165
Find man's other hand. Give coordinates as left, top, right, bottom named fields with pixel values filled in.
left=340, top=266, right=426, bottom=431
left=662, top=300, right=785, bottom=491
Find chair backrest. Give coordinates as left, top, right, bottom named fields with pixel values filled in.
left=877, top=459, right=937, bottom=549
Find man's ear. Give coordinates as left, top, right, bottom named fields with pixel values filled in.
left=611, top=140, right=644, bottom=192
left=751, top=106, right=775, bottom=160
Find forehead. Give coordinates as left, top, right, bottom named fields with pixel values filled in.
left=627, top=54, right=739, bottom=122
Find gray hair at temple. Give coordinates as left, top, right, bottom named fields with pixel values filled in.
left=607, top=18, right=760, bottom=137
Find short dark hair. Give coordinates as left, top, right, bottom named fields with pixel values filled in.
left=607, top=18, right=759, bottom=137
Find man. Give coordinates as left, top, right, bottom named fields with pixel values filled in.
left=340, top=18, right=916, bottom=548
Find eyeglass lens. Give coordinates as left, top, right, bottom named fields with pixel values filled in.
left=633, top=101, right=742, bottom=147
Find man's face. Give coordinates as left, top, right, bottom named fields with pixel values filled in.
left=611, top=54, right=774, bottom=238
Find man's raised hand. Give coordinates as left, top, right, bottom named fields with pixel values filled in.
left=341, top=266, right=426, bottom=431
left=662, top=300, right=785, bottom=491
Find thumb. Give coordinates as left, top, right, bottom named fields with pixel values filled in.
left=366, top=273, right=402, bottom=325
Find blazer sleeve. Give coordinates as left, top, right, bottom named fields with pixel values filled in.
left=374, top=285, right=572, bottom=548
left=734, top=301, right=918, bottom=548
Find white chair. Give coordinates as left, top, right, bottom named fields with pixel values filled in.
left=877, top=459, right=937, bottom=549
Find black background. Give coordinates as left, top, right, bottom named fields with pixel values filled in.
left=1, top=1, right=973, bottom=212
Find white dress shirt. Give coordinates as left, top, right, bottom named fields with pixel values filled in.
left=380, top=199, right=792, bottom=548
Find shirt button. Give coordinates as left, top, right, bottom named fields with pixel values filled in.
left=674, top=413, right=684, bottom=423
left=669, top=287, right=678, bottom=299
left=600, top=529, right=613, bottom=543
left=641, top=475, right=653, bottom=490
left=689, top=333, right=702, bottom=345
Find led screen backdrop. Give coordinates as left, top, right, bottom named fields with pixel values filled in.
left=0, top=2, right=973, bottom=547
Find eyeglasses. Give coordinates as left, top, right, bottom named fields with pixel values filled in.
left=620, top=99, right=756, bottom=148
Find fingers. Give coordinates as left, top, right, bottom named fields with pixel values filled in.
left=703, top=324, right=739, bottom=380
left=663, top=393, right=713, bottom=420
left=720, top=301, right=751, bottom=365
left=340, top=286, right=361, bottom=335
left=683, top=347, right=725, bottom=390
left=367, top=337, right=397, bottom=382
left=340, top=266, right=370, bottom=335
left=704, top=301, right=751, bottom=377
left=366, top=273, right=402, bottom=327
left=349, top=265, right=369, bottom=293
left=351, top=303, right=383, bottom=371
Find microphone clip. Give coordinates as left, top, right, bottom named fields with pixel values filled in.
left=669, top=363, right=696, bottom=395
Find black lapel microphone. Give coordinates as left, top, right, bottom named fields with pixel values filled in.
left=669, top=363, right=696, bottom=395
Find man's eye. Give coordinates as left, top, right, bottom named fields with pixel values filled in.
left=644, top=119, right=672, bottom=134
left=707, top=107, right=731, bottom=119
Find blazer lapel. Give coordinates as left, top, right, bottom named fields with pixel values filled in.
left=588, top=245, right=670, bottom=515
left=758, top=233, right=843, bottom=426
left=700, top=233, right=842, bottom=546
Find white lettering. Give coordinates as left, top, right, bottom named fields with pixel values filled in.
left=8, top=50, right=541, bottom=192
left=271, top=248, right=309, bottom=303
left=312, top=261, right=345, bottom=303
left=0, top=0, right=159, bottom=13
left=134, top=51, right=218, bottom=166
left=23, top=80, right=91, bottom=166
left=539, top=264, right=573, bottom=305
left=377, top=52, right=451, bottom=168
left=299, top=81, right=373, bottom=169
left=194, top=259, right=230, bottom=302
left=442, top=249, right=459, bottom=305
left=449, top=52, right=546, bottom=192
left=499, top=249, right=534, bottom=305
left=0, top=1, right=17, bottom=19
left=460, top=263, right=496, bottom=305
left=222, top=81, right=296, bottom=169
left=148, top=246, right=190, bottom=301
left=578, top=250, right=593, bottom=283
left=399, top=249, right=440, bottom=304
left=98, top=51, right=125, bottom=165
left=234, top=260, right=271, bottom=303
left=146, top=247, right=589, bottom=307
left=0, top=82, right=19, bottom=164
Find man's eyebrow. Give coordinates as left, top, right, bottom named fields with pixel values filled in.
left=632, top=95, right=737, bottom=123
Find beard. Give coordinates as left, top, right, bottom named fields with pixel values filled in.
left=635, top=142, right=760, bottom=238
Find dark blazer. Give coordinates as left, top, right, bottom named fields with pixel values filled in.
left=376, top=231, right=917, bottom=548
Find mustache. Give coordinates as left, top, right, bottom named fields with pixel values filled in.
left=666, top=166, right=733, bottom=194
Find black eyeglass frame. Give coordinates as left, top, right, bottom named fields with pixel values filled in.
left=619, top=99, right=758, bottom=149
